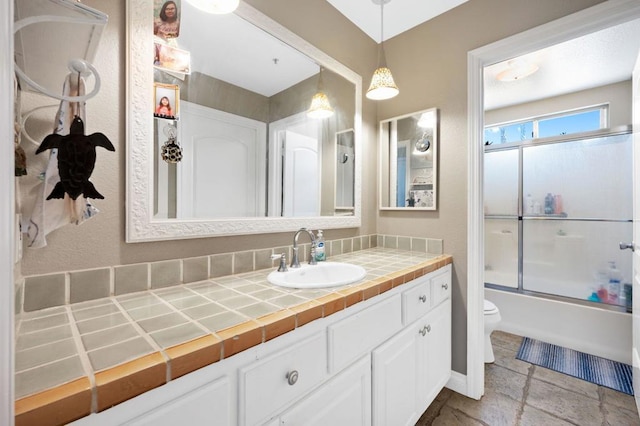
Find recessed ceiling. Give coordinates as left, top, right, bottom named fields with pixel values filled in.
left=327, top=0, right=470, bottom=42
left=484, top=18, right=640, bottom=111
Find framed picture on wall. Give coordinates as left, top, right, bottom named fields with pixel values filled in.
left=153, top=82, right=179, bottom=120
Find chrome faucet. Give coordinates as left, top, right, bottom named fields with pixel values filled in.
left=291, top=228, right=317, bottom=268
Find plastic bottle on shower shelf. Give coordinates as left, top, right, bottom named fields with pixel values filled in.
left=315, top=230, right=326, bottom=261
left=525, top=194, right=534, bottom=215
left=553, top=194, right=563, bottom=215
left=607, top=261, right=622, bottom=304
left=544, top=193, right=555, bottom=215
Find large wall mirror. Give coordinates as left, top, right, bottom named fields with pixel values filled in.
left=379, top=108, right=438, bottom=211
left=126, top=0, right=362, bottom=242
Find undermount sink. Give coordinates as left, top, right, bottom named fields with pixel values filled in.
left=267, top=262, right=367, bottom=289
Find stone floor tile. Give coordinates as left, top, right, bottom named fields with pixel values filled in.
left=485, top=363, right=527, bottom=402
left=602, top=387, right=638, bottom=412
left=446, top=388, right=521, bottom=426
left=519, top=404, right=576, bottom=426
left=531, top=365, right=599, bottom=400
left=490, top=330, right=523, bottom=352
left=431, top=406, right=485, bottom=426
left=604, top=405, right=640, bottom=426
left=415, top=388, right=453, bottom=425
left=526, top=378, right=604, bottom=425
left=492, top=344, right=532, bottom=375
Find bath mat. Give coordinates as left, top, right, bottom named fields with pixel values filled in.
left=516, top=337, right=633, bottom=395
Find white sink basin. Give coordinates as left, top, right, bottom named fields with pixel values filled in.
left=267, top=262, right=367, bottom=289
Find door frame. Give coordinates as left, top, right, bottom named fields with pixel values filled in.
left=1, top=0, right=14, bottom=423
left=467, top=0, right=640, bottom=400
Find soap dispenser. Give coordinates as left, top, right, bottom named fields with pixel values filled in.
left=315, top=230, right=326, bottom=261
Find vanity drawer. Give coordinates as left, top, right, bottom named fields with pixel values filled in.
left=240, top=332, right=327, bottom=426
left=431, top=265, right=452, bottom=307
left=328, top=294, right=402, bottom=373
left=402, top=276, right=431, bottom=325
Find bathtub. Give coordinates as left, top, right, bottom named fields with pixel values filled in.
left=486, top=288, right=632, bottom=364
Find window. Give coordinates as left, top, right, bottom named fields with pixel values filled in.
left=484, top=105, right=608, bottom=145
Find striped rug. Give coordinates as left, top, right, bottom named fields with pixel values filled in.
left=516, top=337, right=633, bottom=395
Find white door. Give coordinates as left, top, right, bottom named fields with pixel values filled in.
left=631, top=48, right=640, bottom=410
left=283, top=130, right=320, bottom=217
left=178, top=102, right=266, bottom=218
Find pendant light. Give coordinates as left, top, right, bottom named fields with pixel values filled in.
left=307, top=67, right=334, bottom=119
left=186, top=0, right=239, bottom=14
left=366, top=0, right=399, bottom=100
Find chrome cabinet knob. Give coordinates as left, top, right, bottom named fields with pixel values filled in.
left=419, top=326, right=428, bottom=336
left=286, top=370, right=299, bottom=386
left=419, top=295, right=427, bottom=303
left=442, top=283, right=449, bottom=290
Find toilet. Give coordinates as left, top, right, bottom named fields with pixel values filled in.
left=484, top=299, right=501, bottom=363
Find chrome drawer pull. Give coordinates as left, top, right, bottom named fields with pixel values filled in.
left=442, top=283, right=449, bottom=290
left=419, top=326, right=428, bottom=336
left=419, top=295, right=427, bottom=303
left=286, top=370, right=299, bottom=386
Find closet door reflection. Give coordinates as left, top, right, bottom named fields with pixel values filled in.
left=484, top=149, right=520, bottom=288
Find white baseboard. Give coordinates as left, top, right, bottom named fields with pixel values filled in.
left=445, top=371, right=469, bottom=397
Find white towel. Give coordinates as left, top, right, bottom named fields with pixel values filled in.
left=24, top=73, right=99, bottom=249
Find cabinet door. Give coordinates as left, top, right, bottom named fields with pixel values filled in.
left=279, top=356, right=371, bottom=426
left=421, top=299, right=452, bottom=409
left=127, top=376, right=230, bottom=426
left=372, top=324, right=423, bottom=426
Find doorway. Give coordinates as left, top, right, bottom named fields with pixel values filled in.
left=466, top=0, right=640, bottom=401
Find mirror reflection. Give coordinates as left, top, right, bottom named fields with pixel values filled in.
left=152, top=2, right=356, bottom=219
left=379, top=108, right=438, bottom=210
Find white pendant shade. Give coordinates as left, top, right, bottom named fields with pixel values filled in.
left=307, top=92, right=334, bottom=119
left=186, top=0, right=239, bottom=14
left=366, top=66, right=399, bottom=100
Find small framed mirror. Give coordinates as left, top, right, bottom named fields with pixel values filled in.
left=379, top=108, right=438, bottom=210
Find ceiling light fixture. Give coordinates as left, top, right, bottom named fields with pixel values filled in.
left=307, top=67, right=334, bottom=119
left=496, top=58, right=539, bottom=82
left=366, top=0, right=399, bottom=100
left=185, top=0, right=239, bottom=14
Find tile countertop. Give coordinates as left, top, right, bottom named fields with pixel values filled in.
left=14, top=248, right=453, bottom=426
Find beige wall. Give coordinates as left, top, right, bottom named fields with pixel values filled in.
left=18, top=0, right=606, bottom=376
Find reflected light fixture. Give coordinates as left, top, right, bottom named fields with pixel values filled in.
left=185, top=0, right=239, bottom=14
left=496, top=58, right=539, bottom=81
left=307, top=67, right=334, bottom=119
left=366, top=0, right=399, bottom=100
left=417, top=111, right=436, bottom=129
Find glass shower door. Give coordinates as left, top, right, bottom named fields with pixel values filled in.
left=521, top=133, right=632, bottom=306
left=484, top=149, right=520, bottom=288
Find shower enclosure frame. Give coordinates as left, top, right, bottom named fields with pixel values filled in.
left=484, top=125, right=633, bottom=312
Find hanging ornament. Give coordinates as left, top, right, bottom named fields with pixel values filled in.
left=161, top=123, right=182, bottom=163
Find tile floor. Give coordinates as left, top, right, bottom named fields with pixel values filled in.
left=417, top=331, right=640, bottom=426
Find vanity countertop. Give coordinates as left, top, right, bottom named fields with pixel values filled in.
left=14, top=248, right=452, bottom=426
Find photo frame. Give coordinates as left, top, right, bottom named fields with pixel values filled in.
left=154, top=42, right=191, bottom=74
left=154, top=0, right=181, bottom=40
left=153, top=82, right=180, bottom=119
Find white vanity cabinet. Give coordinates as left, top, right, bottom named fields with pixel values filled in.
left=69, top=264, right=452, bottom=426
left=372, top=268, right=452, bottom=426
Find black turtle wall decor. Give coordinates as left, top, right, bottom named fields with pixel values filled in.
left=36, top=115, right=115, bottom=200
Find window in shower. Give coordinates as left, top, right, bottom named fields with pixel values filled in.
left=484, top=105, right=608, bottom=146
left=484, top=130, right=632, bottom=309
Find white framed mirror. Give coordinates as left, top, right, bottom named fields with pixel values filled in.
left=379, top=108, right=438, bottom=211
left=126, top=0, right=362, bottom=242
